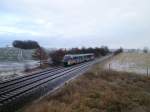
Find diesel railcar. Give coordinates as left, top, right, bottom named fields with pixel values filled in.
left=63, top=53, right=95, bottom=66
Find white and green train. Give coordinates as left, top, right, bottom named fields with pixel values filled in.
left=63, top=53, right=95, bottom=66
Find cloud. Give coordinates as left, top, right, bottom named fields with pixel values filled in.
left=0, top=0, right=150, bottom=48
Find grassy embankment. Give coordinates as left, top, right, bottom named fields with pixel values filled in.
left=23, top=58, right=150, bottom=112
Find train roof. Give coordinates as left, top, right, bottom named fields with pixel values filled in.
left=64, top=53, right=94, bottom=57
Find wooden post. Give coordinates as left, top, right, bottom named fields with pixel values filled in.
left=109, top=63, right=111, bottom=70
left=147, top=67, right=149, bottom=77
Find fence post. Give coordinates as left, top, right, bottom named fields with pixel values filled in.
left=147, top=67, right=149, bottom=77
left=109, top=63, right=111, bottom=70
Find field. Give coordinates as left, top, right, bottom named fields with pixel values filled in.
left=0, top=61, right=40, bottom=81
left=22, top=59, right=150, bottom=112
left=106, top=53, right=150, bottom=75
left=0, top=47, right=35, bottom=61
left=0, top=47, right=39, bottom=81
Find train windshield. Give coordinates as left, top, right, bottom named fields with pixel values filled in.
left=63, top=56, right=71, bottom=61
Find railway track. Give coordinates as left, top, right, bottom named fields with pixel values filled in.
left=0, top=55, right=112, bottom=112
left=0, top=61, right=95, bottom=112
left=0, top=67, right=63, bottom=89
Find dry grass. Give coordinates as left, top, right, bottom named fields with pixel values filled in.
left=23, top=64, right=150, bottom=112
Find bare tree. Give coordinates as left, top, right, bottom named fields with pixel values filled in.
left=143, top=47, right=149, bottom=54
left=49, top=49, right=66, bottom=65
left=32, top=47, right=48, bottom=67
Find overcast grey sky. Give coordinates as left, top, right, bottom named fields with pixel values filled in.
left=0, top=0, right=150, bottom=48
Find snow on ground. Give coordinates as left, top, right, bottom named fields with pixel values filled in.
left=105, top=53, right=150, bottom=75
left=0, top=71, right=24, bottom=82
left=0, top=60, right=40, bottom=81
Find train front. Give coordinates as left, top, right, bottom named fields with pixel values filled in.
left=63, top=55, right=71, bottom=66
